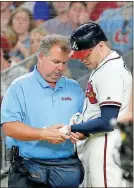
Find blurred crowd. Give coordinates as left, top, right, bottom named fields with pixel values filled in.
left=0, top=1, right=133, bottom=98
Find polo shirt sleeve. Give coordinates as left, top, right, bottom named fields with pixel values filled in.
left=1, top=83, right=26, bottom=124
left=96, top=69, right=123, bottom=108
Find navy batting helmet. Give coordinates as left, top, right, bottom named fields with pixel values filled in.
left=69, top=22, right=107, bottom=61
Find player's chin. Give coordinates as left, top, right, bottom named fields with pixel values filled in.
left=85, top=63, right=92, bottom=69
left=86, top=63, right=95, bottom=69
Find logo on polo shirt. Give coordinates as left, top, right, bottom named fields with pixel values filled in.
left=61, top=97, right=72, bottom=101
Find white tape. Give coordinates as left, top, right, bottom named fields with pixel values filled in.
left=59, top=126, right=70, bottom=135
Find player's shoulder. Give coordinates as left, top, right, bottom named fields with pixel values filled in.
left=96, top=52, right=131, bottom=81
left=94, top=52, right=127, bottom=81
left=100, top=51, right=124, bottom=72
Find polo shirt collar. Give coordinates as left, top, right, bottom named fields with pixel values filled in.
left=34, top=65, right=65, bottom=89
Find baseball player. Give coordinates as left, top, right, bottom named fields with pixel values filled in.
left=67, top=22, right=132, bottom=187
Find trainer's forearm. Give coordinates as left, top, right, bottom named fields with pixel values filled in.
left=2, top=121, right=43, bottom=141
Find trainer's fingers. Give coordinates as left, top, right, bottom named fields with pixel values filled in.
left=53, top=124, right=64, bottom=129
left=48, top=140, right=58, bottom=144
left=49, top=139, right=63, bottom=144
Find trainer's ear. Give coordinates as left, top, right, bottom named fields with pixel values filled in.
left=37, top=52, right=46, bottom=65
left=38, top=53, right=45, bottom=60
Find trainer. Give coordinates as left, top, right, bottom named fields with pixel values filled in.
left=1, top=34, right=84, bottom=188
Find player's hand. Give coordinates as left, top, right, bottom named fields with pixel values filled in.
left=41, top=124, right=70, bottom=144
left=70, top=132, right=85, bottom=144
left=58, top=126, right=71, bottom=135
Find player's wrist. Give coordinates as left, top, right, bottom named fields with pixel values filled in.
left=58, top=125, right=71, bottom=135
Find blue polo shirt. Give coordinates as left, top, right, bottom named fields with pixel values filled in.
left=1, top=66, right=84, bottom=159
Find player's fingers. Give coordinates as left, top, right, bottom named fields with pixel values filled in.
left=70, top=139, right=76, bottom=144
left=70, top=138, right=77, bottom=144
left=70, top=132, right=79, bottom=139
left=76, top=132, right=84, bottom=138
left=70, top=135, right=79, bottom=143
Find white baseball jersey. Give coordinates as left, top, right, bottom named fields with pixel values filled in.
left=82, top=50, right=132, bottom=122
left=80, top=50, right=132, bottom=188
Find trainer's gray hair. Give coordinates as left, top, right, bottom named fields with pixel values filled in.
left=37, top=34, right=70, bottom=56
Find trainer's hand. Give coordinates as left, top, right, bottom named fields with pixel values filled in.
left=70, top=132, right=85, bottom=144
left=41, top=124, right=70, bottom=144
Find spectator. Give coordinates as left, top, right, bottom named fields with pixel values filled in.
left=1, top=36, right=28, bottom=98
left=8, top=7, right=34, bottom=61
left=2, top=27, right=18, bottom=66
left=43, top=2, right=89, bottom=36
left=30, top=27, right=48, bottom=55
left=99, top=2, right=132, bottom=54
left=42, top=2, right=70, bottom=36
left=3, top=27, right=18, bottom=51
left=1, top=2, right=14, bottom=33
left=27, top=27, right=48, bottom=72
left=19, top=1, right=36, bottom=14
left=68, top=2, right=89, bottom=30
left=33, top=2, right=51, bottom=27
left=52, top=1, right=70, bottom=21
left=1, top=36, right=11, bottom=71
